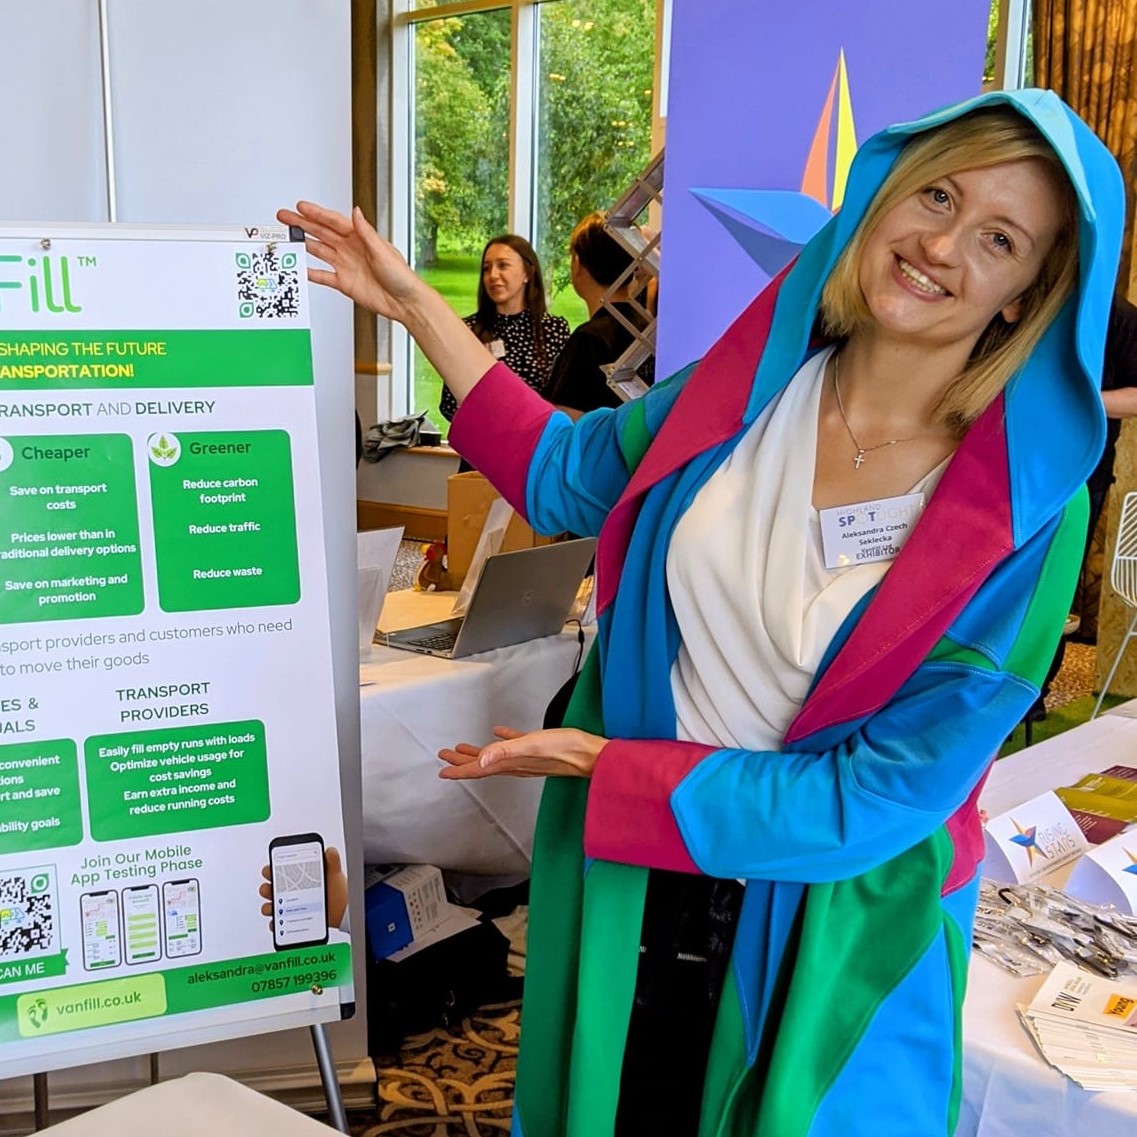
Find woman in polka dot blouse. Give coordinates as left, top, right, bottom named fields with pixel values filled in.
left=439, top=234, right=569, bottom=424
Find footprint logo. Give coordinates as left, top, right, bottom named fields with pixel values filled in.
left=26, top=998, right=48, bottom=1030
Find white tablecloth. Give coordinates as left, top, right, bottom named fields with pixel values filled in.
left=358, top=590, right=590, bottom=877
left=957, top=709, right=1137, bottom=1135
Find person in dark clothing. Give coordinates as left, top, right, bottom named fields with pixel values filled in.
left=1088, top=296, right=1137, bottom=539
left=544, top=212, right=652, bottom=418
left=1034, top=294, right=1137, bottom=717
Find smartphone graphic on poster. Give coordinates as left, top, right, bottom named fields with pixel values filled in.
left=162, top=878, right=202, bottom=958
left=80, top=890, right=122, bottom=970
left=122, top=884, right=162, bottom=964
left=269, top=833, right=328, bottom=950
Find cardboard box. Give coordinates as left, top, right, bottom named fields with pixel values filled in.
left=364, top=864, right=449, bottom=959
left=446, top=471, right=554, bottom=583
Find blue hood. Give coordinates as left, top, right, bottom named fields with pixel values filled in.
left=747, top=87, right=1124, bottom=549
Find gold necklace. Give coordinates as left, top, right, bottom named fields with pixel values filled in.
left=832, top=353, right=921, bottom=470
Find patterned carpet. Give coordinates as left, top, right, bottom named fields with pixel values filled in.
left=352, top=1001, right=519, bottom=1136
left=347, top=541, right=530, bottom=1135
left=1047, top=641, right=1094, bottom=708
left=390, top=540, right=430, bottom=592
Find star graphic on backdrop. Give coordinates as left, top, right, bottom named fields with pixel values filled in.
left=1123, top=849, right=1137, bottom=876
left=691, top=49, right=858, bottom=278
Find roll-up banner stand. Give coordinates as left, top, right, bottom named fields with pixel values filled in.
left=0, top=223, right=352, bottom=1078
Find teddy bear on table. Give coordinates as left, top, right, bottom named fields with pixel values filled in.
left=414, top=541, right=449, bottom=591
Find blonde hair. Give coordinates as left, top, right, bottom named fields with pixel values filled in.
left=819, top=108, right=1079, bottom=433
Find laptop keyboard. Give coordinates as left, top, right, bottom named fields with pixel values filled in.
left=404, top=631, right=458, bottom=651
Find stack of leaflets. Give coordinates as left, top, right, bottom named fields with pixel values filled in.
left=1019, top=961, right=1137, bottom=1090
left=1056, top=765, right=1137, bottom=843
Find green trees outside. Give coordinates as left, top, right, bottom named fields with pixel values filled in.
left=410, top=0, right=655, bottom=425
left=413, top=0, right=655, bottom=290
left=534, top=0, right=656, bottom=292
left=413, top=10, right=510, bottom=269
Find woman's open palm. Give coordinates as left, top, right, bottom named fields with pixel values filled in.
left=438, top=725, right=607, bottom=781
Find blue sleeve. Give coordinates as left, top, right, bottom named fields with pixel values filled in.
left=671, top=660, right=1030, bottom=881
left=524, top=363, right=695, bottom=538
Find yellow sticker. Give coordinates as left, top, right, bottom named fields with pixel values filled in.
left=1103, top=994, right=1137, bottom=1019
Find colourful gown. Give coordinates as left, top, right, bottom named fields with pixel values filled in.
left=450, top=88, right=1125, bottom=1137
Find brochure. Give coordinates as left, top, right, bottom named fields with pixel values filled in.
left=1018, top=961, right=1137, bottom=1090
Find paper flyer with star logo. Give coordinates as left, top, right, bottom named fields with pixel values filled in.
left=1065, top=832, right=1137, bottom=915
left=983, top=790, right=1089, bottom=885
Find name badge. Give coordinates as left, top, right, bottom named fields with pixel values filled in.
left=489, top=338, right=507, bottom=359
left=818, top=492, right=924, bottom=569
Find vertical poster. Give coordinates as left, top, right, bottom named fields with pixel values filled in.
left=656, top=0, right=992, bottom=374
left=0, top=225, right=352, bottom=1078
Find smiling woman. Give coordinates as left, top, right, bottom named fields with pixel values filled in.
left=436, top=233, right=570, bottom=426
left=821, top=107, right=1079, bottom=438
left=281, top=88, right=1125, bottom=1137
left=481, top=242, right=530, bottom=314
left=858, top=162, right=1064, bottom=346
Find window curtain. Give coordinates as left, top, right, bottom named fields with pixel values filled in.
left=1033, top=0, right=1137, bottom=290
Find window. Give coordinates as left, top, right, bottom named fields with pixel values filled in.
left=410, top=8, right=511, bottom=422
left=394, top=0, right=660, bottom=430
left=534, top=0, right=656, bottom=298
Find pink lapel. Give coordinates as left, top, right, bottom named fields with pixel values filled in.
left=785, top=396, right=1014, bottom=743
left=593, top=265, right=1016, bottom=744
left=595, top=267, right=791, bottom=612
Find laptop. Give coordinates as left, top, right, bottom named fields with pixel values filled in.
left=381, top=537, right=597, bottom=659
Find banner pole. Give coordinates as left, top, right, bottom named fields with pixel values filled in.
left=309, top=1023, right=348, bottom=1133
left=33, top=1073, right=49, bottom=1131
left=97, top=0, right=118, bottom=222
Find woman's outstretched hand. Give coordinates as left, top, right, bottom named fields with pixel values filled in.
left=276, top=201, right=423, bottom=322
left=279, top=200, right=496, bottom=399
left=438, top=725, right=608, bottom=780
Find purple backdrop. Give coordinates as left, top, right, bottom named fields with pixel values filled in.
left=656, top=0, right=992, bottom=373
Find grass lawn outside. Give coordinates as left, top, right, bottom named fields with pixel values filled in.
left=998, top=693, right=1127, bottom=757
left=416, top=253, right=589, bottom=431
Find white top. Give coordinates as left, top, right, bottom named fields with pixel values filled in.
left=666, top=347, right=946, bottom=750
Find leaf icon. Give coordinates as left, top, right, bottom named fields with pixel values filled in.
left=151, top=435, right=177, bottom=461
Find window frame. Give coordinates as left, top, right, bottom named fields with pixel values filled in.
left=993, top=0, right=1031, bottom=89
left=388, top=0, right=669, bottom=416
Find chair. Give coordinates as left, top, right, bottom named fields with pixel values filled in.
left=1092, top=490, right=1137, bottom=718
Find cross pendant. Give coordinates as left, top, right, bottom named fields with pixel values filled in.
left=853, top=450, right=866, bottom=469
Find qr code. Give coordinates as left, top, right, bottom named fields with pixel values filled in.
left=0, top=866, right=56, bottom=959
left=236, top=248, right=300, bottom=319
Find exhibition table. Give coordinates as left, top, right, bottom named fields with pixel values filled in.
left=957, top=709, right=1137, bottom=1136
left=358, top=589, right=592, bottom=877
